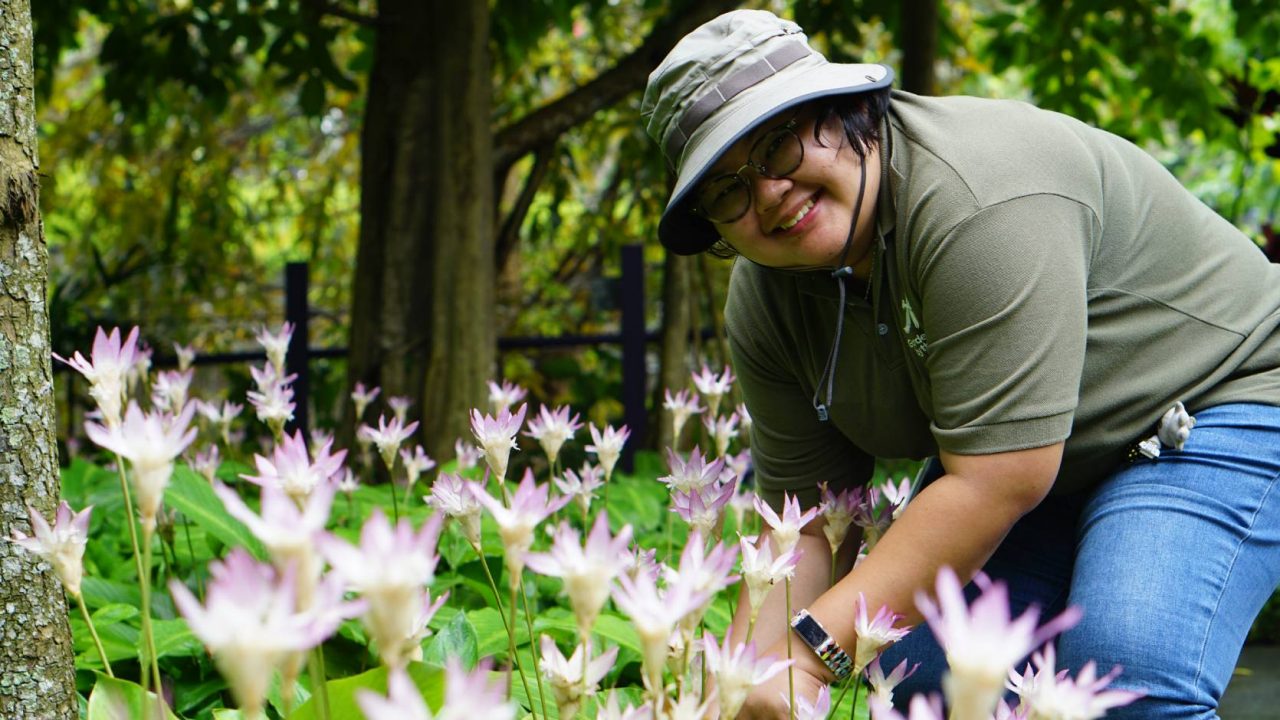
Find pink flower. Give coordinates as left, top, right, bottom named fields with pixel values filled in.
left=151, top=369, right=193, bottom=414
left=358, top=414, right=420, bottom=471
left=214, top=478, right=335, bottom=585
left=738, top=534, right=801, bottom=619
left=853, top=593, right=909, bottom=673
left=691, top=364, right=735, bottom=416
left=662, top=388, right=704, bottom=441
left=170, top=549, right=360, bottom=715
left=1007, top=644, right=1142, bottom=720
left=350, top=382, right=381, bottom=421
left=783, top=683, right=831, bottom=720
left=869, top=693, right=946, bottom=720
left=664, top=530, right=738, bottom=634
left=702, top=412, right=740, bottom=458
left=916, top=567, right=1082, bottom=720
left=736, top=402, right=753, bottom=436
left=525, top=515, right=633, bottom=635
left=881, top=477, right=914, bottom=520
left=660, top=446, right=724, bottom=493
left=241, top=430, right=346, bottom=504
left=317, top=510, right=446, bottom=668
left=441, top=657, right=516, bottom=720
left=190, top=445, right=221, bottom=482
left=866, top=657, right=920, bottom=708
left=54, top=326, right=140, bottom=426
left=427, top=472, right=483, bottom=546
left=553, top=463, right=604, bottom=516
left=670, top=476, right=737, bottom=538
left=487, top=379, right=527, bottom=414
left=524, top=405, right=583, bottom=465
left=255, top=322, right=293, bottom=374
left=470, top=468, right=570, bottom=582
left=819, top=482, right=861, bottom=556
left=7, top=501, right=92, bottom=596
left=611, top=564, right=709, bottom=696
left=388, top=395, right=413, bottom=424
left=538, top=637, right=619, bottom=719
left=357, top=667, right=431, bottom=720
left=196, top=399, right=242, bottom=445
left=703, top=629, right=792, bottom=719
left=754, top=492, right=819, bottom=555
left=399, top=445, right=436, bottom=489
left=585, top=423, right=630, bottom=480
left=85, top=400, right=197, bottom=531
left=453, top=439, right=483, bottom=471
left=247, top=364, right=296, bottom=435
left=469, top=403, right=527, bottom=484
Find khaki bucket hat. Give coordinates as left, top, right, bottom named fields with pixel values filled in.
left=642, top=9, right=893, bottom=255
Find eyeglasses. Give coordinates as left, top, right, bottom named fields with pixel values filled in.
left=692, top=117, right=805, bottom=225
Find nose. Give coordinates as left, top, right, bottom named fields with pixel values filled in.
left=750, top=171, right=792, bottom=217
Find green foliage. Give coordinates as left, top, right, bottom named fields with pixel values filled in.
left=87, top=674, right=181, bottom=720
left=288, top=663, right=445, bottom=720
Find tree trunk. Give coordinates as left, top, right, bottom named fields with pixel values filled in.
left=900, top=0, right=938, bottom=95
left=0, top=0, right=78, bottom=716
left=346, top=0, right=494, bottom=462
left=654, top=252, right=694, bottom=452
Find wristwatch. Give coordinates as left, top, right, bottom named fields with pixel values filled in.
left=789, top=609, right=854, bottom=680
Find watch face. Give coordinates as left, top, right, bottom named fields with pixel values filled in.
left=792, top=614, right=827, bottom=648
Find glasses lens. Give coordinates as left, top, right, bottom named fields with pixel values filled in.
left=697, top=174, right=751, bottom=224
left=752, top=126, right=803, bottom=178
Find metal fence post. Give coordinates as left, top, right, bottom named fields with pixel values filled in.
left=619, top=245, right=646, bottom=473
left=285, top=262, right=310, bottom=436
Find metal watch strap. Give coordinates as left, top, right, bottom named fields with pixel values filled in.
left=789, top=609, right=854, bottom=680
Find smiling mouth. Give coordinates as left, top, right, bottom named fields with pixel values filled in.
left=774, top=193, right=819, bottom=233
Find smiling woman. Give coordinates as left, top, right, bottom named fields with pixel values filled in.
left=642, top=8, right=1280, bottom=720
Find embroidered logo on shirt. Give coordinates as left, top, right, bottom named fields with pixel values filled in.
left=902, top=298, right=929, bottom=358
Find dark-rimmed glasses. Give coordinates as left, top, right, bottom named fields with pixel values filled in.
left=692, top=117, right=804, bottom=224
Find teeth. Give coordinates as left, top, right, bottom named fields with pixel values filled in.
left=778, top=198, right=815, bottom=231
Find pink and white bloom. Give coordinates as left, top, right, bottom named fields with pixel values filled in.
left=703, top=630, right=792, bottom=720
left=196, top=399, right=242, bottom=446
left=351, top=382, right=381, bottom=421
left=255, top=322, right=293, bottom=374
left=428, top=472, right=484, bottom=547
left=241, top=430, right=347, bottom=504
left=127, top=341, right=152, bottom=393
left=670, top=476, right=737, bottom=539
left=869, top=693, right=946, bottom=720
left=691, top=364, right=735, bottom=416
left=852, top=485, right=894, bottom=549
left=357, top=667, right=431, bottom=720
left=453, top=439, right=483, bottom=472
left=553, top=464, right=605, bottom=517
left=738, top=534, right=801, bottom=620
left=666, top=532, right=739, bottom=631
left=585, top=423, right=630, bottom=481
left=247, top=364, right=296, bottom=436
left=866, top=657, right=920, bottom=708
left=318, top=510, right=446, bottom=668
left=525, top=515, right=633, bottom=634
left=170, top=549, right=361, bottom=716
left=881, top=477, right=914, bottom=520
left=611, top=564, right=709, bottom=696
left=54, top=325, right=140, bottom=426
left=660, top=447, right=723, bottom=493
left=916, top=567, right=1083, bottom=720
left=662, top=388, right=704, bottom=443
left=174, top=342, right=196, bottom=372
left=151, top=369, right=193, bottom=414
left=754, top=493, right=819, bottom=555
left=820, top=482, right=861, bottom=557
left=1006, top=644, right=1142, bottom=720
left=190, top=445, right=221, bottom=483
left=441, top=658, right=517, bottom=720
left=783, top=683, right=831, bottom=720
left=388, top=395, right=413, bottom=424
left=538, top=637, right=619, bottom=719
left=736, top=402, right=753, bottom=437
left=524, top=405, right=583, bottom=466
left=214, top=479, right=335, bottom=601
left=702, top=412, right=740, bottom=458
left=598, top=691, right=652, bottom=720
left=469, top=403, right=527, bottom=485
left=336, top=468, right=360, bottom=495
left=85, top=400, right=197, bottom=532
left=358, top=414, right=420, bottom=471
left=853, top=593, right=910, bottom=673
left=487, top=379, right=527, bottom=414
left=399, top=445, right=436, bottom=490
left=470, top=469, right=570, bottom=582
left=7, top=501, right=92, bottom=596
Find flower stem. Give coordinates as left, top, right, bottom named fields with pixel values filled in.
left=308, top=647, right=332, bottom=720
left=785, top=577, right=795, bottom=720
left=829, top=670, right=862, bottom=720
left=75, top=591, right=114, bottom=677
left=830, top=552, right=838, bottom=588
left=519, top=580, right=551, bottom=720
left=508, top=581, right=539, bottom=717
left=389, top=473, right=401, bottom=523
left=473, top=541, right=534, bottom=712
left=746, top=610, right=758, bottom=645
left=139, top=526, right=163, bottom=720
left=113, top=455, right=147, bottom=594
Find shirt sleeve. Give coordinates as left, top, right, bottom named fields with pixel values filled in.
left=725, top=263, right=874, bottom=510
left=913, top=193, right=1094, bottom=454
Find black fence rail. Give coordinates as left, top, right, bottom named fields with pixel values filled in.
left=55, top=245, right=678, bottom=471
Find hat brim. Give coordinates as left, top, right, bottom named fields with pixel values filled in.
left=657, top=62, right=894, bottom=256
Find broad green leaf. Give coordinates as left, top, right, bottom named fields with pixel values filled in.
left=531, top=608, right=641, bottom=657
left=288, top=662, right=444, bottom=719
left=468, top=606, right=526, bottom=658
left=423, top=610, right=479, bottom=670
left=165, top=465, right=266, bottom=559
left=212, top=711, right=247, bottom=720
left=86, top=674, right=180, bottom=720
left=91, top=603, right=139, bottom=626
left=175, top=676, right=228, bottom=715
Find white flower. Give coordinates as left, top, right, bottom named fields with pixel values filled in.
left=525, top=516, right=633, bottom=635
left=703, top=630, right=791, bottom=720
left=538, top=636, right=619, bottom=719
left=852, top=593, right=909, bottom=674
left=255, top=322, right=294, bottom=374
left=470, top=469, right=569, bottom=582
left=1007, top=644, right=1142, bottom=720
left=754, top=493, right=818, bottom=555
left=85, top=401, right=197, bottom=532
left=585, top=423, right=630, bottom=480
left=54, top=326, right=139, bottom=427
left=487, top=380, right=527, bottom=414
left=427, top=472, right=483, bottom=547
left=524, top=405, right=583, bottom=466
left=358, top=415, right=420, bottom=471
left=469, top=404, right=527, bottom=484
left=662, top=388, right=703, bottom=442
left=7, top=501, right=92, bottom=596
left=241, top=430, right=346, bottom=504
left=737, top=534, right=801, bottom=619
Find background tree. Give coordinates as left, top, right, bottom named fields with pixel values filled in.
left=0, top=0, right=77, bottom=715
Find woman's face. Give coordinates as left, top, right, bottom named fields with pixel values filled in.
left=699, top=107, right=880, bottom=274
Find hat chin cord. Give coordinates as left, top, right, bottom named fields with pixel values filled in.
left=811, top=157, right=867, bottom=422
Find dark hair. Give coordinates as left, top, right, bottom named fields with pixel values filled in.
left=706, top=87, right=893, bottom=259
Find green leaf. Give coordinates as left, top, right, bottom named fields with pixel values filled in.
left=86, top=674, right=180, bottom=720
left=165, top=466, right=266, bottom=559
left=288, top=662, right=444, bottom=719
left=422, top=611, right=479, bottom=670
left=91, top=604, right=140, bottom=627
left=531, top=609, right=641, bottom=657
left=212, top=711, right=248, bottom=720
left=152, top=617, right=204, bottom=658
left=468, top=607, right=525, bottom=658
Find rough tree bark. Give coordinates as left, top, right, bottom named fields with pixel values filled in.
left=346, top=0, right=494, bottom=462
left=900, top=0, right=938, bottom=95
left=0, top=0, right=78, bottom=716
left=654, top=251, right=693, bottom=452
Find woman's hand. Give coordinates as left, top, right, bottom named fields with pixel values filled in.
left=736, top=637, right=831, bottom=720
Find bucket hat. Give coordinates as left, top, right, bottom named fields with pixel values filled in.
left=642, top=10, right=893, bottom=255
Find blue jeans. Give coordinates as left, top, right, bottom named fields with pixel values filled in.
left=879, top=403, right=1280, bottom=719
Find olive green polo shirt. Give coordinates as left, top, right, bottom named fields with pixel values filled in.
left=726, top=90, right=1280, bottom=509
